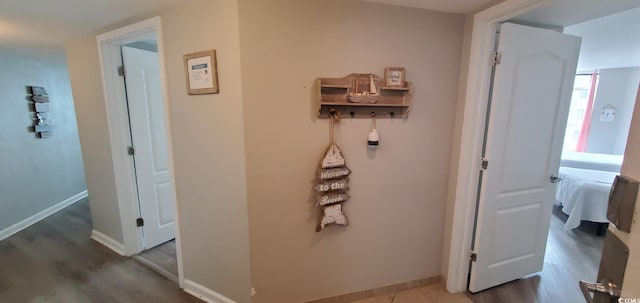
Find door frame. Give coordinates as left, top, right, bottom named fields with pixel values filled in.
left=444, top=0, right=552, bottom=293
left=96, top=16, right=184, bottom=287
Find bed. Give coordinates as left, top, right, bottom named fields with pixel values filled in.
left=555, top=152, right=623, bottom=230
left=555, top=167, right=618, bottom=230
left=560, top=151, right=623, bottom=172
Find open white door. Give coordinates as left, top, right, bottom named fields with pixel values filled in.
left=469, top=23, right=581, bottom=292
left=122, top=46, right=176, bottom=250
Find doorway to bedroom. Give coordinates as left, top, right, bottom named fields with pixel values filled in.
left=534, top=6, right=637, bottom=301
left=467, top=4, right=640, bottom=303
left=554, top=68, right=638, bottom=234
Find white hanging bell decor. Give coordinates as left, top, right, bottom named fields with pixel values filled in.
left=367, top=113, right=379, bottom=150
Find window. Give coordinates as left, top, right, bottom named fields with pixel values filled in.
left=562, top=73, right=598, bottom=153
left=572, top=129, right=580, bottom=140
left=579, top=90, right=588, bottom=99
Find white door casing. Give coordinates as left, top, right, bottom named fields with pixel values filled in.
left=469, top=23, right=580, bottom=292
left=122, top=46, right=176, bottom=249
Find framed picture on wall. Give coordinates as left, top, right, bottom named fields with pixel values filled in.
left=184, top=49, right=219, bottom=95
left=384, top=67, right=405, bottom=87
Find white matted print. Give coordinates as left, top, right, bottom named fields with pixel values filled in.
left=184, top=50, right=219, bottom=95
left=385, top=67, right=405, bottom=87
left=600, top=105, right=616, bottom=122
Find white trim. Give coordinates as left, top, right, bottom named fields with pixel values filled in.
left=91, top=230, right=126, bottom=256
left=183, top=279, right=237, bottom=303
left=0, top=191, right=88, bottom=241
left=445, top=0, right=551, bottom=293
left=97, top=21, right=144, bottom=258
left=96, top=16, right=185, bottom=287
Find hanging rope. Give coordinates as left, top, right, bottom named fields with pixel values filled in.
left=370, top=112, right=376, bottom=131
left=329, top=110, right=340, bottom=146
left=330, top=111, right=335, bottom=145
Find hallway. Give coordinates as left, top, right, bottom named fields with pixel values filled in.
left=0, top=199, right=199, bottom=302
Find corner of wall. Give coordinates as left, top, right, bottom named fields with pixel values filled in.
left=65, top=34, right=125, bottom=245
left=441, top=13, right=474, bottom=280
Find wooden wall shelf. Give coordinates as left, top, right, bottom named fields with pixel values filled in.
left=316, top=73, right=413, bottom=118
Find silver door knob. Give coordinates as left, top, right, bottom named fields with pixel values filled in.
left=579, top=280, right=620, bottom=303
left=550, top=175, right=562, bottom=183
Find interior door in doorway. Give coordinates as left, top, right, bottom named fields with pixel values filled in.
left=122, top=46, right=176, bottom=250
left=469, top=23, right=581, bottom=292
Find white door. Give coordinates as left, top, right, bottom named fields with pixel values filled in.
left=469, top=23, right=581, bottom=292
left=122, top=46, right=176, bottom=250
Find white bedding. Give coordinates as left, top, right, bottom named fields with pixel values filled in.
left=560, top=151, right=623, bottom=172
left=555, top=167, right=618, bottom=230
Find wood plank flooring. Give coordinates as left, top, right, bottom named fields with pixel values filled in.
left=468, top=205, right=604, bottom=303
left=350, top=283, right=471, bottom=303
left=0, top=199, right=200, bottom=303
left=0, top=199, right=602, bottom=303
left=136, top=239, right=178, bottom=281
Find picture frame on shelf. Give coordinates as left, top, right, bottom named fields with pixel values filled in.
left=384, top=67, right=405, bottom=87
left=183, top=49, right=219, bottom=95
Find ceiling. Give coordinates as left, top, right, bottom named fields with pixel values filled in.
left=564, top=7, right=640, bottom=71
left=361, top=0, right=499, bottom=14
left=511, top=0, right=640, bottom=71
left=0, top=0, right=184, bottom=50
left=514, top=0, right=640, bottom=27
left=0, top=0, right=497, bottom=56
left=2, top=0, right=639, bottom=62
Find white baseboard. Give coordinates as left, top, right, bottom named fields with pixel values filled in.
left=0, top=190, right=88, bottom=241
left=183, top=279, right=236, bottom=303
left=91, top=230, right=125, bottom=256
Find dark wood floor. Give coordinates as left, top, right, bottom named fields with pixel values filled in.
left=1, top=199, right=603, bottom=303
left=137, top=239, right=178, bottom=282
left=468, top=205, right=604, bottom=303
left=0, top=199, right=200, bottom=303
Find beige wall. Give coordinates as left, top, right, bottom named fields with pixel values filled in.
left=67, top=0, right=465, bottom=301
left=238, top=1, right=464, bottom=301
left=67, top=38, right=124, bottom=243
left=441, top=14, right=474, bottom=282
left=66, top=0, right=251, bottom=302
left=616, top=84, right=640, bottom=297
left=161, top=1, right=250, bottom=301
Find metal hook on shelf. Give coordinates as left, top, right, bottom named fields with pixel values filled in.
left=329, top=108, right=339, bottom=119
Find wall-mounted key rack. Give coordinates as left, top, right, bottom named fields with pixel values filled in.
left=316, top=73, right=413, bottom=119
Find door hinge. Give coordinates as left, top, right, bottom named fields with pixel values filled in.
left=136, top=217, right=144, bottom=227
left=127, top=146, right=135, bottom=156
left=118, top=65, right=126, bottom=77
left=470, top=251, right=478, bottom=262
left=481, top=158, right=489, bottom=170
left=491, top=51, right=502, bottom=66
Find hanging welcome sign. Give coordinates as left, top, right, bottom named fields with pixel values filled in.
left=315, top=112, right=351, bottom=232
